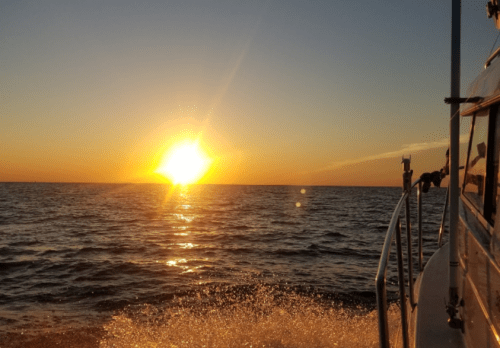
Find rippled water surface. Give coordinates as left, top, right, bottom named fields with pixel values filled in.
left=0, top=183, right=447, bottom=347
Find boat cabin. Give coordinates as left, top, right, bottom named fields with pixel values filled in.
left=457, top=48, right=500, bottom=348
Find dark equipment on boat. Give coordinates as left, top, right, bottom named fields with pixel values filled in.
left=419, top=171, right=442, bottom=193
left=418, top=148, right=449, bottom=193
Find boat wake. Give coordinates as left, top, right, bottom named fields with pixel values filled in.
left=2, top=285, right=402, bottom=348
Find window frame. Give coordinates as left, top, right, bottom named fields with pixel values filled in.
left=462, top=105, right=499, bottom=227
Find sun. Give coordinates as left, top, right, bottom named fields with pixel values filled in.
left=156, top=141, right=211, bottom=185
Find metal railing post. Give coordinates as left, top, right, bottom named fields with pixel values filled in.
left=375, top=179, right=421, bottom=348
left=418, top=181, right=423, bottom=271
left=376, top=265, right=390, bottom=348
left=402, top=157, right=415, bottom=308
left=395, top=217, right=410, bottom=348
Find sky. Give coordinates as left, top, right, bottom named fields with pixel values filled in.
left=1, top=0, right=499, bottom=186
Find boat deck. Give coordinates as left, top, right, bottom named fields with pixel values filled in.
left=413, top=243, right=465, bottom=348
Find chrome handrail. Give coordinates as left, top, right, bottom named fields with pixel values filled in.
left=404, top=181, right=415, bottom=309
left=377, top=166, right=460, bottom=347
left=418, top=181, right=423, bottom=271
left=375, top=177, right=422, bottom=348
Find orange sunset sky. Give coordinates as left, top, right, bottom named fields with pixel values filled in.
left=1, top=1, right=497, bottom=186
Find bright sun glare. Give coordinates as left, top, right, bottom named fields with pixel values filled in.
left=156, top=142, right=211, bottom=185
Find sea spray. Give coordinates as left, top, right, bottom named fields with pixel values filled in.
left=0, top=287, right=402, bottom=347
left=100, top=285, right=401, bottom=348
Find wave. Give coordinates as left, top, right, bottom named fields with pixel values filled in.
left=271, top=220, right=301, bottom=225
left=323, top=231, right=347, bottom=238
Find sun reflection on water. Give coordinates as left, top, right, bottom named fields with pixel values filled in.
left=166, top=259, right=188, bottom=267
left=173, top=230, right=190, bottom=235
left=182, top=266, right=202, bottom=273
left=178, top=242, right=196, bottom=249
left=174, top=213, right=194, bottom=223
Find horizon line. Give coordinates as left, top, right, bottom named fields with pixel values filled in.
left=0, top=181, right=403, bottom=188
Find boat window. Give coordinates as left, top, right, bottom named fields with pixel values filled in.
left=464, top=110, right=489, bottom=214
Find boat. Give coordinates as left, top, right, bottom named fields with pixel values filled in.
left=375, top=1, right=500, bottom=347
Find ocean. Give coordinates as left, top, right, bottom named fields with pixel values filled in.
left=0, top=183, right=448, bottom=347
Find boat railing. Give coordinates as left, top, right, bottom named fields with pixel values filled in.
left=375, top=173, right=423, bottom=348
left=377, top=163, right=460, bottom=347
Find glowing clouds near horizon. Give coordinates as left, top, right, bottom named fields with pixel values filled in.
left=156, top=141, right=212, bottom=185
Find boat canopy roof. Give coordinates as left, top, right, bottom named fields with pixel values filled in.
left=462, top=52, right=500, bottom=116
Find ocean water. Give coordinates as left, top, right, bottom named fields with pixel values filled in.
left=0, top=183, right=447, bottom=347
